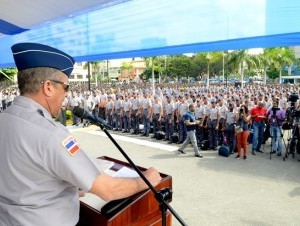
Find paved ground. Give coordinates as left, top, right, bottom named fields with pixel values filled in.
left=69, top=125, right=300, bottom=226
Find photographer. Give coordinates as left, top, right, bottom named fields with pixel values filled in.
left=266, top=99, right=286, bottom=156
left=235, top=105, right=251, bottom=159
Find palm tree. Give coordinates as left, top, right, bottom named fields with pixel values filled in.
left=83, top=61, right=103, bottom=85
left=120, top=61, right=134, bottom=80
left=226, top=50, right=260, bottom=88
left=258, top=50, right=272, bottom=84
left=264, top=47, right=296, bottom=84
left=205, top=52, right=222, bottom=87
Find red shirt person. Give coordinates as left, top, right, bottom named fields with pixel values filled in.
left=250, top=102, right=267, bottom=154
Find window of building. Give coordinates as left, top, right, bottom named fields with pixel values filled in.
left=77, top=74, right=83, bottom=79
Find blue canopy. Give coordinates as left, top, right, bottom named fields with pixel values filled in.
left=1, top=0, right=300, bottom=68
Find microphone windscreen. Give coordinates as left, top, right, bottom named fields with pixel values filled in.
left=72, top=107, right=85, bottom=118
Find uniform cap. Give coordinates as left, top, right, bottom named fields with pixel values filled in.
left=11, top=42, right=75, bottom=77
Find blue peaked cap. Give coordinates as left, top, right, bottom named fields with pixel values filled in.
left=11, top=43, right=75, bottom=77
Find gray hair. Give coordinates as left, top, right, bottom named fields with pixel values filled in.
left=18, top=67, right=62, bottom=95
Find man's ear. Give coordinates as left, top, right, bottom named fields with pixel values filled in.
left=42, top=80, right=54, bottom=97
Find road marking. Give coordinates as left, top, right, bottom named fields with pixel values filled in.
left=84, top=130, right=178, bottom=152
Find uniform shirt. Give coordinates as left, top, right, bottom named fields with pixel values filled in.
left=131, top=98, right=140, bottom=110
left=61, top=97, right=69, bottom=110
left=225, top=110, right=236, bottom=124
left=142, top=98, right=152, bottom=110
left=106, top=100, right=114, bottom=110
left=218, top=105, right=228, bottom=119
left=93, top=95, right=100, bottom=108
left=152, top=102, right=162, bottom=114
left=114, top=99, right=123, bottom=110
left=194, top=105, right=205, bottom=119
left=207, top=107, right=219, bottom=120
left=0, top=96, right=100, bottom=226
left=70, top=96, right=81, bottom=107
left=165, top=102, right=175, bottom=115
left=203, top=103, right=211, bottom=115
left=122, top=100, right=132, bottom=112
left=178, top=102, right=189, bottom=116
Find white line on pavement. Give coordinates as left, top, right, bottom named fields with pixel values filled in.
left=84, top=130, right=178, bottom=152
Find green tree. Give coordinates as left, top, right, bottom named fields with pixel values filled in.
left=226, top=50, right=260, bottom=87
left=166, top=55, right=192, bottom=80
left=264, top=47, right=296, bottom=83
left=84, top=61, right=104, bottom=83
left=143, top=56, right=165, bottom=81
left=0, top=68, right=17, bottom=82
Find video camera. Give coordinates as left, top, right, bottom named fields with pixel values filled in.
left=288, top=93, right=300, bottom=118
left=283, top=93, right=300, bottom=130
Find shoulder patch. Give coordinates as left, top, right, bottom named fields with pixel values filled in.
left=62, top=136, right=80, bottom=156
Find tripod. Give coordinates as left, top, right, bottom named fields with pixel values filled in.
left=283, top=125, right=297, bottom=161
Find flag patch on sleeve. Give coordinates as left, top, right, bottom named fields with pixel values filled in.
left=62, top=136, right=80, bottom=156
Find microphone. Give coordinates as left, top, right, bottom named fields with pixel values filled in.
left=72, top=107, right=113, bottom=129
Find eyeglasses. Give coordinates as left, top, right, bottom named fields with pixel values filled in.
left=41, top=80, right=70, bottom=92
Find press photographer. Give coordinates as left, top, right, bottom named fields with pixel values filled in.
left=266, top=99, right=286, bottom=156
left=235, top=105, right=251, bottom=159
left=284, top=93, right=300, bottom=157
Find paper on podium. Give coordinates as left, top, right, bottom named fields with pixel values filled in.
left=80, top=163, right=139, bottom=211
left=112, top=166, right=139, bottom=178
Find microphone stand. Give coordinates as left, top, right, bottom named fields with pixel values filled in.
left=96, top=123, right=187, bottom=226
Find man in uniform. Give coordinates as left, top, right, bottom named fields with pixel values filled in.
left=141, top=90, right=152, bottom=137
left=205, top=98, right=221, bottom=150
left=194, top=98, right=206, bottom=146
left=218, top=99, right=228, bottom=145
left=121, top=94, right=132, bottom=133
left=106, top=95, right=114, bottom=128
left=113, top=94, right=123, bottom=131
left=0, top=43, right=161, bottom=226
left=164, top=94, right=175, bottom=143
left=130, top=91, right=141, bottom=134
left=224, top=102, right=237, bottom=154
left=177, top=95, right=189, bottom=144
left=151, top=95, right=163, bottom=138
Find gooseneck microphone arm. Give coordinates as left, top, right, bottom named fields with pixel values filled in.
left=73, top=107, right=187, bottom=226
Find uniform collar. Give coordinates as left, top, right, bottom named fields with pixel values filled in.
left=13, top=96, right=53, bottom=121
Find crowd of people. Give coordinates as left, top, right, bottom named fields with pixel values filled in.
left=1, top=80, right=300, bottom=159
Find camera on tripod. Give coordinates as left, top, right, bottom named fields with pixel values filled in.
left=282, top=93, right=300, bottom=130
left=282, top=93, right=300, bottom=159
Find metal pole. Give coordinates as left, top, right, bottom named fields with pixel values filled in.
left=107, top=60, right=109, bottom=78
left=222, top=52, right=225, bottom=83
left=152, top=57, right=155, bottom=95
left=87, top=62, right=91, bottom=91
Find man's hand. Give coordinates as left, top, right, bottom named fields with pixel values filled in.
left=142, top=167, right=162, bottom=189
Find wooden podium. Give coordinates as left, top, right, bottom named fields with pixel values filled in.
left=78, top=156, right=172, bottom=226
